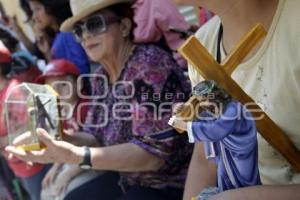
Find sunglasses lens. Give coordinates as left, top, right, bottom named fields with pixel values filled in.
left=73, top=24, right=83, bottom=42
left=72, top=15, right=107, bottom=42
left=86, top=16, right=106, bottom=35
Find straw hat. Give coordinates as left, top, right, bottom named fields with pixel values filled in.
left=60, top=0, right=132, bottom=32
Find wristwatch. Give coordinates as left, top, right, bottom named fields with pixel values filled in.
left=79, top=146, right=92, bottom=170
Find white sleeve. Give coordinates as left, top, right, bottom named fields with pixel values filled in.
left=187, top=122, right=195, bottom=143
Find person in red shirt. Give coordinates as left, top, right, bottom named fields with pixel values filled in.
left=0, top=43, right=48, bottom=200
left=35, top=59, right=99, bottom=199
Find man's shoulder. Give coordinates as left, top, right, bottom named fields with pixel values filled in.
left=188, top=16, right=221, bottom=87
left=194, top=16, right=221, bottom=48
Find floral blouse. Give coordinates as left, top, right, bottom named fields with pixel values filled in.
left=83, top=44, right=192, bottom=189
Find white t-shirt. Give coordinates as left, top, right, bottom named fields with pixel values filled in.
left=188, top=0, right=300, bottom=184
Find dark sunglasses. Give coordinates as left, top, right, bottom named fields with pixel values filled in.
left=72, top=14, right=121, bottom=42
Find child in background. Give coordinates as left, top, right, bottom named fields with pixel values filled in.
left=35, top=59, right=99, bottom=200
left=169, top=80, right=261, bottom=200
left=0, top=42, right=48, bottom=200
left=28, top=0, right=90, bottom=75
left=132, top=0, right=190, bottom=68
left=0, top=25, right=42, bottom=81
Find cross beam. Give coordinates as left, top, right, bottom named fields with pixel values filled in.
left=177, top=24, right=300, bottom=171
left=177, top=24, right=267, bottom=121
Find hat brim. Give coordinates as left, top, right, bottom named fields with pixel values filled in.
left=60, top=0, right=132, bottom=32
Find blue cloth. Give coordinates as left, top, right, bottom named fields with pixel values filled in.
left=51, top=32, right=90, bottom=74
left=189, top=101, right=261, bottom=191
left=19, top=165, right=50, bottom=200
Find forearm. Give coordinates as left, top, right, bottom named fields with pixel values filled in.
left=211, top=185, right=300, bottom=200
left=183, top=143, right=216, bottom=200
left=71, top=143, right=165, bottom=172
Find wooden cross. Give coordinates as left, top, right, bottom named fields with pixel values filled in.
left=177, top=24, right=300, bottom=172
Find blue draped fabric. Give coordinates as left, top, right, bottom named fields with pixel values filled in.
left=188, top=101, right=261, bottom=191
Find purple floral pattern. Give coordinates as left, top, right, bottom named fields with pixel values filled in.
left=84, top=45, right=192, bottom=189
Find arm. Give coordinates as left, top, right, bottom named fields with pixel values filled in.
left=183, top=143, right=217, bottom=200
left=210, top=185, right=300, bottom=200
left=88, top=143, right=164, bottom=172
left=6, top=129, right=164, bottom=172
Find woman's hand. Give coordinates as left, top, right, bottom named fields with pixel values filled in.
left=42, top=163, right=62, bottom=189
left=5, top=128, right=83, bottom=164
left=172, top=102, right=185, bottom=115
left=53, top=166, right=81, bottom=196
left=53, top=172, right=69, bottom=196
left=168, top=116, right=188, bottom=131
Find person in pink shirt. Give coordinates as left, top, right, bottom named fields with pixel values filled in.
left=132, top=0, right=190, bottom=68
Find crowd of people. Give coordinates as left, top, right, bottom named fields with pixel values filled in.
left=0, top=0, right=299, bottom=200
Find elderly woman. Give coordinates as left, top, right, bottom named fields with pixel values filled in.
left=6, top=0, right=192, bottom=199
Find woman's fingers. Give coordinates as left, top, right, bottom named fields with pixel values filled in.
left=11, top=129, right=54, bottom=146
left=173, top=103, right=185, bottom=114
left=42, top=175, right=49, bottom=188
left=58, top=185, right=66, bottom=196
left=5, top=146, right=27, bottom=157
left=168, top=116, right=176, bottom=126
left=169, top=116, right=187, bottom=130
left=42, top=168, right=53, bottom=188
left=169, top=116, right=182, bottom=128
left=6, top=128, right=76, bottom=164
left=12, top=131, right=34, bottom=146
left=5, top=144, right=48, bottom=163
left=12, top=128, right=54, bottom=148
left=37, top=128, right=54, bottom=147
left=5, top=146, right=35, bottom=162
